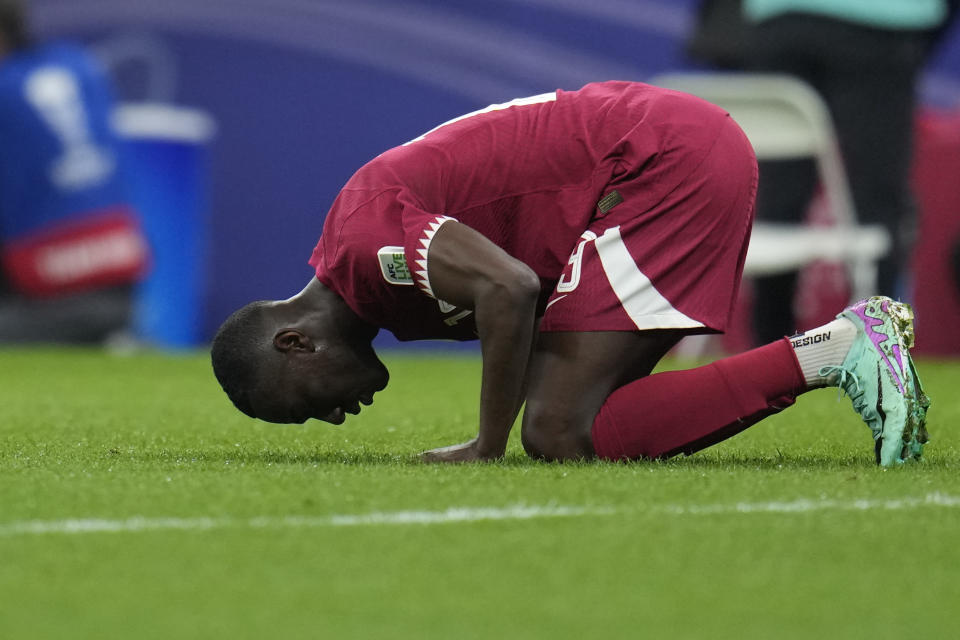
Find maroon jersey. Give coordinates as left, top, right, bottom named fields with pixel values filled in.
left=310, top=81, right=752, bottom=340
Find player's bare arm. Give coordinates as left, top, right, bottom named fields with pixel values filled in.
left=418, top=221, right=540, bottom=463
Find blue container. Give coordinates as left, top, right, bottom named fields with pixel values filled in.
left=115, top=104, right=215, bottom=348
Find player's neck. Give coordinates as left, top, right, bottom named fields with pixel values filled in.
left=287, top=277, right=376, bottom=342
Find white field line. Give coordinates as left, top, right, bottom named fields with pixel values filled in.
left=661, top=492, right=960, bottom=515
left=1, top=493, right=958, bottom=538
left=0, top=504, right=607, bottom=538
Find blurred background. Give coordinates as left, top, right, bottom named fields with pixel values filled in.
left=7, top=0, right=960, bottom=354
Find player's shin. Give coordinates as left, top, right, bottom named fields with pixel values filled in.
left=591, top=339, right=806, bottom=460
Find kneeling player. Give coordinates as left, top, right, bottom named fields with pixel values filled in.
left=211, top=81, right=929, bottom=466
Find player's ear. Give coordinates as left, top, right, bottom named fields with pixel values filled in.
left=273, top=330, right=314, bottom=353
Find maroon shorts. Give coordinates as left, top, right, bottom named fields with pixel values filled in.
left=540, top=114, right=757, bottom=334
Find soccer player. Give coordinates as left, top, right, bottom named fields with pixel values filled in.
left=211, top=81, right=929, bottom=467
left=0, top=0, right=148, bottom=342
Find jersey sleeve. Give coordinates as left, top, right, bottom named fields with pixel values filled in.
left=399, top=200, right=457, bottom=302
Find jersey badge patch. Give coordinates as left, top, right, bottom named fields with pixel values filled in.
left=377, top=246, right=414, bottom=285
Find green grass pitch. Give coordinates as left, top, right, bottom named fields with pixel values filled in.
left=1, top=347, right=958, bottom=639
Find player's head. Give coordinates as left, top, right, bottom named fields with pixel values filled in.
left=211, top=296, right=388, bottom=425
left=0, top=0, right=31, bottom=55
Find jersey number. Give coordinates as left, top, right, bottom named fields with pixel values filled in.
left=556, top=230, right=597, bottom=293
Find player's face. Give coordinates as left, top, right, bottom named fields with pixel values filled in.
left=252, top=342, right=389, bottom=425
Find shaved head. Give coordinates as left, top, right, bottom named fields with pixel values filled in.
left=210, top=300, right=274, bottom=417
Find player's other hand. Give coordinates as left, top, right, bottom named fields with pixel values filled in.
left=420, top=438, right=500, bottom=463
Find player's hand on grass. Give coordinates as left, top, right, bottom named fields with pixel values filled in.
left=420, top=438, right=501, bottom=463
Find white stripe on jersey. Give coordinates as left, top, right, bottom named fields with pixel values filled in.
left=403, top=91, right=558, bottom=146
left=594, top=226, right=705, bottom=330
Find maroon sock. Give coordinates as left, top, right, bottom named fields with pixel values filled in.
left=592, top=338, right=807, bottom=460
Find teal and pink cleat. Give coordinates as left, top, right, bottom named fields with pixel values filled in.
left=821, top=297, right=930, bottom=466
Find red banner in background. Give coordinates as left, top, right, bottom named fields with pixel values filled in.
left=912, top=109, right=960, bottom=356
left=1, top=208, right=149, bottom=298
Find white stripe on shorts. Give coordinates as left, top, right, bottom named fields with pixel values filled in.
left=594, top=226, right=705, bottom=330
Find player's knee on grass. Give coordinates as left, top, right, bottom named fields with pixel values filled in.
left=520, top=403, right=595, bottom=461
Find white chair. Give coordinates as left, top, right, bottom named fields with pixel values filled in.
left=649, top=72, right=890, bottom=299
